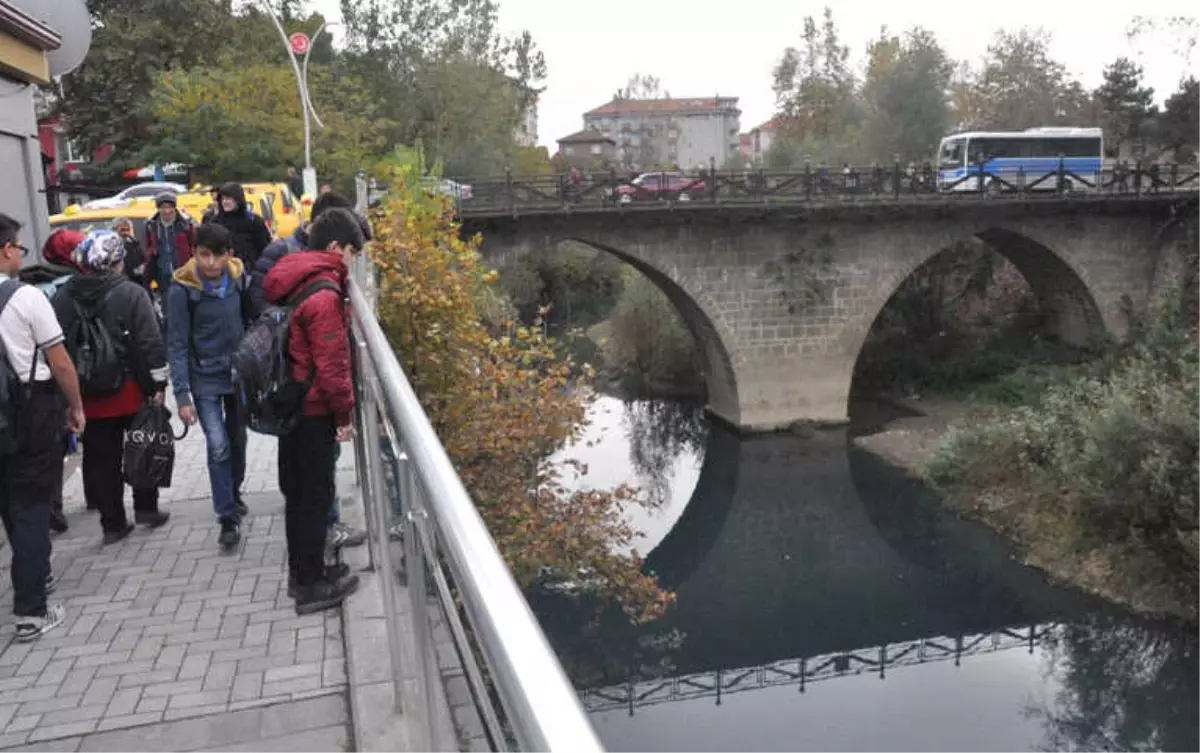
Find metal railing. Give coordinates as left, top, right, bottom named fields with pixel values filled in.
left=582, top=624, right=1051, bottom=714
left=444, top=162, right=1199, bottom=218
left=347, top=274, right=603, bottom=752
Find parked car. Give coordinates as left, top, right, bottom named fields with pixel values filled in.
left=613, top=172, right=706, bottom=203
left=83, top=181, right=187, bottom=210
left=242, top=182, right=303, bottom=239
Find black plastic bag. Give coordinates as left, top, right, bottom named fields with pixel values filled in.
left=123, top=402, right=187, bottom=489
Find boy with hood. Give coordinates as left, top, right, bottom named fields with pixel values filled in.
left=51, top=230, right=171, bottom=545
left=167, top=223, right=251, bottom=549
left=263, top=207, right=362, bottom=614
left=210, top=182, right=271, bottom=270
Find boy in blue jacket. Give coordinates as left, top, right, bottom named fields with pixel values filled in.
left=166, top=223, right=250, bottom=548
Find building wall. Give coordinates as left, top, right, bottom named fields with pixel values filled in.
left=0, top=80, right=51, bottom=255
left=584, top=105, right=741, bottom=170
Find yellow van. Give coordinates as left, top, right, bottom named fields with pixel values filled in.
left=242, top=182, right=301, bottom=238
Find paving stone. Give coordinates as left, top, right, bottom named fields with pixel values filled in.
left=134, top=696, right=167, bottom=715
left=103, top=688, right=141, bottom=718
left=94, top=711, right=163, bottom=732
left=26, top=719, right=97, bottom=743
left=139, top=679, right=203, bottom=699
left=203, top=662, right=237, bottom=692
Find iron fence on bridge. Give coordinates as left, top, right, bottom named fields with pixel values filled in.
left=447, top=162, right=1198, bottom=217
left=581, top=624, right=1055, bottom=715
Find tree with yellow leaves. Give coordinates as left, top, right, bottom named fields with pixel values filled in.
left=371, top=149, right=672, bottom=623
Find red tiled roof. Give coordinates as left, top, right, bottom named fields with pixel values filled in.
left=557, top=129, right=616, bottom=145
left=753, top=116, right=785, bottom=132
left=585, top=97, right=739, bottom=117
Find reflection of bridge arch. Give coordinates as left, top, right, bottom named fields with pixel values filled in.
left=583, top=624, right=1052, bottom=715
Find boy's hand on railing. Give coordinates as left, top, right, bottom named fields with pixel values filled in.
left=336, top=424, right=354, bottom=442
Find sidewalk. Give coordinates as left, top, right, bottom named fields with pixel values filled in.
left=0, top=416, right=353, bottom=750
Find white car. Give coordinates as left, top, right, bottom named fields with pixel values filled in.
left=420, top=178, right=473, bottom=200
left=83, top=182, right=187, bottom=210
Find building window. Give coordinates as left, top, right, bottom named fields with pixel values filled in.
left=564, top=145, right=576, bottom=156
left=63, top=138, right=89, bottom=163
left=590, top=144, right=603, bottom=155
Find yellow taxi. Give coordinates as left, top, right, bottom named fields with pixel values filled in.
left=49, top=199, right=163, bottom=239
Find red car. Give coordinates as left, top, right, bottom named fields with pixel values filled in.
left=614, top=172, right=706, bottom=203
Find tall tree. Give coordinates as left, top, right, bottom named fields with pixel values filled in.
left=615, top=73, right=668, bottom=100
left=1157, top=77, right=1200, bottom=157
left=1095, top=58, right=1157, bottom=155
left=859, top=27, right=953, bottom=162
left=970, top=28, right=1092, bottom=130
left=771, top=7, right=859, bottom=160
left=339, top=0, right=546, bottom=171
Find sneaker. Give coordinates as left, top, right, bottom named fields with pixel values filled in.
left=234, top=497, right=249, bottom=520
left=14, top=603, right=66, bottom=643
left=218, top=517, right=241, bottom=549
left=287, top=563, right=350, bottom=598
left=135, top=511, right=171, bottom=529
left=102, top=524, right=135, bottom=546
left=50, top=511, right=68, bottom=534
left=294, top=574, right=359, bottom=615
left=327, top=522, right=367, bottom=550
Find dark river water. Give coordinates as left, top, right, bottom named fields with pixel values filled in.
left=537, top=395, right=1199, bottom=752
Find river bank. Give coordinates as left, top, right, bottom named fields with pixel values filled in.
left=849, top=394, right=1196, bottom=623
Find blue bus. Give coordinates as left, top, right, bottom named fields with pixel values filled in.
left=936, top=127, right=1104, bottom=193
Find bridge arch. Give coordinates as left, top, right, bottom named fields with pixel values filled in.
left=559, top=237, right=741, bottom=425
left=840, top=224, right=1110, bottom=411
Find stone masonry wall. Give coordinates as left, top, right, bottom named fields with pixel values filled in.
left=471, top=197, right=1190, bottom=431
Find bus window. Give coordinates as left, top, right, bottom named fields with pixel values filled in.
left=940, top=139, right=964, bottom=167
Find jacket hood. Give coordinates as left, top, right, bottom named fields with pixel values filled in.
left=18, top=262, right=77, bottom=285
left=171, top=256, right=246, bottom=291
left=63, top=270, right=126, bottom=304
left=217, top=182, right=248, bottom=213
left=264, top=250, right=345, bottom=304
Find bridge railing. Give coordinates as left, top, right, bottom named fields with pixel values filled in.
left=582, top=624, right=1053, bottom=715
left=445, top=162, right=1198, bottom=216
left=346, top=272, right=603, bottom=751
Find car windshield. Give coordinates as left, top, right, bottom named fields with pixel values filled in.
left=52, top=218, right=148, bottom=241
left=940, top=139, right=964, bottom=167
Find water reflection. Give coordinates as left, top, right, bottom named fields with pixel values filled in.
left=534, top=397, right=1200, bottom=752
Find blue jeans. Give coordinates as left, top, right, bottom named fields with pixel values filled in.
left=194, top=394, right=246, bottom=521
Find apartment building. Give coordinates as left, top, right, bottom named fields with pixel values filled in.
left=0, top=0, right=67, bottom=253
left=581, top=96, right=741, bottom=170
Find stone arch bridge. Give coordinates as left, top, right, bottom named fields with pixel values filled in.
left=465, top=195, right=1197, bottom=431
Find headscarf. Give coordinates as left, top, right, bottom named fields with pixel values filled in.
left=77, top=229, right=127, bottom=272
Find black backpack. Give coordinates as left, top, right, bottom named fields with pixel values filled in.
left=0, top=280, right=34, bottom=456
left=234, top=279, right=342, bottom=437
left=64, top=287, right=127, bottom=398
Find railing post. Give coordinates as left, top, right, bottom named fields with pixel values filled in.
left=804, top=162, right=812, bottom=199
left=1135, top=159, right=1143, bottom=197
left=709, top=156, right=717, bottom=202
left=1017, top=166, right=1026, bottom=194
left=1057, top=156, right=1066, bottom=195
left=505, top=165, right=514, bottom=215
left=398, top=450, right=437, bottom=748
left=976, top=155, right=986, bottom=194
left=361, top=386, right=410, bottom=719
left=892, top=161, right=900, bottom=199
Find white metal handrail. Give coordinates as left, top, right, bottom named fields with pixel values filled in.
left=346, top=276, right=603, bottom=752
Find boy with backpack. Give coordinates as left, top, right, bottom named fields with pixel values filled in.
left=248, top=192, right=368, bottom=553
left=0, top=213, right=86, bottom=641
left=167, top=223, right=251, bottom=549
left=52, top=230, right=171, bottom=545
left=259, top=207, right=363, bottom=614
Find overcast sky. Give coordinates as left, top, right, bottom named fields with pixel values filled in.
left=309, top=0, right=1197, bottom=150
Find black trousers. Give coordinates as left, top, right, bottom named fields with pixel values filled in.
left=82, top=414, right=160, bottom=533
left=0, top=384, right=65, bottom=617
left=280, top=414, right=337, bottom=587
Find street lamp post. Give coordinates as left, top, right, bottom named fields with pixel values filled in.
left=259, top=2, right=336, bottom=197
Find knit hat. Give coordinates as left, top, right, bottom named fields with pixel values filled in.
left=155, top=191, right=177, bottom=208
left=77, top=229, right=127, bottom=271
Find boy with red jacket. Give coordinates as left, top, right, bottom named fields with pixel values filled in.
left=262, top=208, right=362, bottom=614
